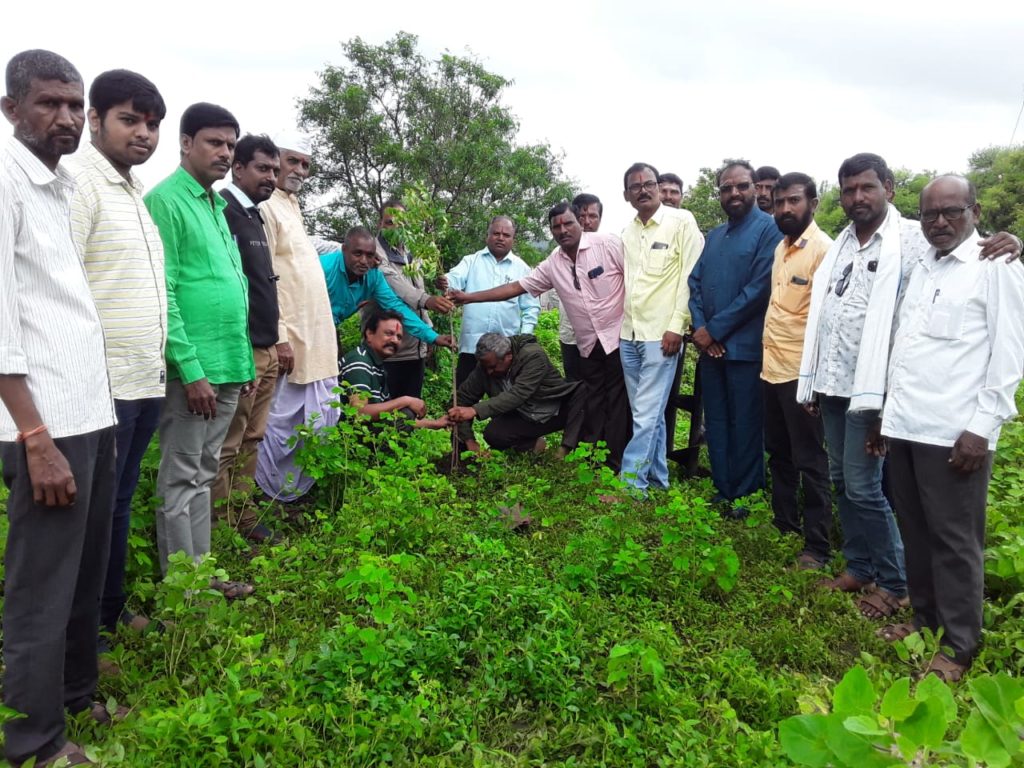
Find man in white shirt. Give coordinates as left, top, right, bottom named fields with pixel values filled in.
left=0, top=49, right=119, bottom=768
left=878, top=175, right=1024, bottom=681
left=69, top=68, right=167, bottom=648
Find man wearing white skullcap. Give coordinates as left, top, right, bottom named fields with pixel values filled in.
left=255, top=130, right=340, bottom=502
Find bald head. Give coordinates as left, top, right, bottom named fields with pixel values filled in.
left=920, top=175, right=980, bottom=255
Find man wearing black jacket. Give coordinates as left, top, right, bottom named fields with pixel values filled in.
left=213, top=134, right=282, bottom=541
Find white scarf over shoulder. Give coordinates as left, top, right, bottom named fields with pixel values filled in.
left=797, top=204, right=905, bottom=412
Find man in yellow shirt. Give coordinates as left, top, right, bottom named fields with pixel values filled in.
left=620, top=162, right=704, bottom=494
left=761, top=172, right=832, bottom=568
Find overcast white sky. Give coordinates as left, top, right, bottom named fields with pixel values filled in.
left=4, top=0, right=1023, bottom=231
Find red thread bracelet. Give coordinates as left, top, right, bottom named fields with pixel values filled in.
left=16, top=424, right=47, bottom=442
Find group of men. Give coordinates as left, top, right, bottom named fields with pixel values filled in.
left=2, top=45, right=1024, bottom=767
left=442, top=155, right=1024, bottom=689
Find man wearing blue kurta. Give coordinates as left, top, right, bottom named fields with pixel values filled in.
left=688, top=161, right=782, bottom=517
left=320, top=227, right=453, bottom=351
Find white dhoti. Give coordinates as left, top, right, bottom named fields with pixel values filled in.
left=256, top=375, right=340, bottom=501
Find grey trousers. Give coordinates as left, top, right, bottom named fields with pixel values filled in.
left=156, top=380, right=241, bottom=575
left=1, top=427, right=116, bottom=766
left=888, top=437, right=992, bottom=665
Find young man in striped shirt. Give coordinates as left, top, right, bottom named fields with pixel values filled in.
left=69, top=68, right=167, bottom=653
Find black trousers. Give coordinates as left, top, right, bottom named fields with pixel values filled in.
left=455, top=353, right=478, bottom=391
left=763, top=379, right=832, bottom=561
left=483, top=384, right=588, bottom=452
left=2, top=427, right=116, bottom=766
left=382, top=358, right=426, bottom=399
left=577, top=341, right=631, bottom=470
left=888, top=437, right=991, bottom=665
left=560, top=342, right=582, bottom=383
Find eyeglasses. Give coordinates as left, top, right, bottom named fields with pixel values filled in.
left=626, top=180, right=659, bottom=195
left=834, top=262, right=854, bottom=297
left=920, top=205, right=972, bottom=223
left=718, top=182, right=752, bottom=195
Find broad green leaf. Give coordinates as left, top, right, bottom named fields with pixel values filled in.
left=898, top=696, right=947, bottom=749
left=844, top=715, right=887, bottom=736
left=968, top=673, right=1023, bottom=754
left=961, top=709, right=1013, bottom=768
left=881, top=678, right=918, bottom=720
left=824, top=712, right=899, bottom=767
left=833, top=665, right=877, bottom=716
left=914, top=674, right=957, bottom=724
left=778, top=715, right=831, bottom=767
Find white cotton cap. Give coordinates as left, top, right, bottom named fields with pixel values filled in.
left=273, top=130, right=312, bottom=156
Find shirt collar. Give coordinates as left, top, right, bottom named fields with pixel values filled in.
left=633, top=203, right=665, bottom=228
left=6, top=135, right=73, bottom=187
left=935, top=229, right=981, bottom=264
left=788, top=220, right=822, bottom=249
left=557, top=231, right=594, bottom=261
left=223, top=181, right=256, bottom=209
left=483, top=247, right=515, bottom=262
left=174, top=166, right=226, bottom=210
left=81, top=141, right=142, bottom=191
left=357, top=343, right=385, bottom=366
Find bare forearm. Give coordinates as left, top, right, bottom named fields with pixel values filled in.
left=0, top=374, right=44, bottom=432
left=464, top=282, right=526, bottom=304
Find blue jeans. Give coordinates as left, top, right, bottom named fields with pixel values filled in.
left=101, top=397, right=162, bottom=633
left=819, top=396, right=906, bottom=595
left=619, top=339, right=679, bottom=493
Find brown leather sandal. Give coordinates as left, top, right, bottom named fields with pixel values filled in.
left=857, top=588, right=905, bottom=620
left=921, top=653, right=967, bottom=683
left=876, top=622, right=918, bottom=643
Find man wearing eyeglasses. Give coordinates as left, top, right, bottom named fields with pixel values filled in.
left=798, top=153, right=1022, bottom=623
left=619, top=162, right=704, bottom=495
left=447, top=200, right=630, bottom=468
left=875, top=174, right=1024, bottom=681
left=687, top=160, right=782, bottom=517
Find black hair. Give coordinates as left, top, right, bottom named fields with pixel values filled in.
left=5, top=49, right=81, bottom=101
left=837, top=153, right=890, bottom=187
left=776, top=172, right=817, bottom=201
left=380, top=197, right=405, bottom=216
left=233, top=134, right=278, bottom=166
left=180, top=102, right=239, bottom=138
left=623, top=162, right=659, bottom=190
left=658, top=172, right=684, bottom=188
left=363, top=309, right=405, bottom=335
left=548, top=201, right=575, bottom=224
left=344, top=225, right=375, bottom=246
left=715, top=159, right=755, bottom=186
left=89, top=69, right=165, bottom=121
left=572, top=192, right=603, bottom=216
left=488, top=215, right=516, bottom=233
left=754, top=165, right=780, bottom=182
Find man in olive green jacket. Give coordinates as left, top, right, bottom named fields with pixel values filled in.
left=448, top=333, right=585, bottom=455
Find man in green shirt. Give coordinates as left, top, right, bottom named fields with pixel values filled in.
left=144, top=102, right=255, bottom=596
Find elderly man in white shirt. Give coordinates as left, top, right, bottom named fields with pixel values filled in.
left=876, top=175, right=1024, bottom=682
left=0, top=49, right=119, bottom=768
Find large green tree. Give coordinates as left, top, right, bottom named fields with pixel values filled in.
left=968, top=146, right=1024, bottom=238
left=298, top=32, right=573, bottom=265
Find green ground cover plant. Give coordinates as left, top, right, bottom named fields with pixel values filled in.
left=2, top=312, right=1024, bottom=765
